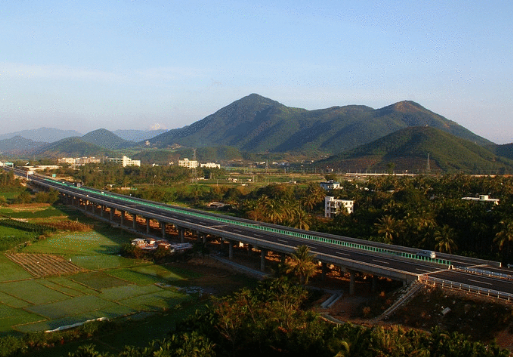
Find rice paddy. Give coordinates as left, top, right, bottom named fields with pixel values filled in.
left=0, top=210, right=201, bottom=336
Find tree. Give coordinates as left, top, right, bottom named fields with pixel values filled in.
left=494, top=219, right=513, bottom=263
left=434, top=225, right=458, bottom=254
left=286, top=245, right=317, bottom=285
left=374, top=215, right=403, bottom=244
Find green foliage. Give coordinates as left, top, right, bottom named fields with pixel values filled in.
left=323, top=126, right=513, bottom=174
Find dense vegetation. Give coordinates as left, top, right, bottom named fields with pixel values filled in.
left=0, top=278, right=506, bottom=357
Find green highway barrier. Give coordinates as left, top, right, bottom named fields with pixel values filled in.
left=49, top=179, right=452, bottom=266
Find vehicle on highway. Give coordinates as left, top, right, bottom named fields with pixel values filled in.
left=417, top=250, right=436, bottom=259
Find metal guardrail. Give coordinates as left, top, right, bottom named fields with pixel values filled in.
left=453, top=266, right=513, bottom=281
left=47, top=179, right=452, bottom=266
left=419, top=275, right=513, bottom=302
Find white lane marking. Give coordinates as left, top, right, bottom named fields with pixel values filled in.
left=254, top=233, right=263, bottom=237
left=335, top=251, right=349, bottom=256
left=468, top=279, right=492, bottom=286
left=373, top=260, right=390, bottom=265
left=277, top=239, right=288, bottom=244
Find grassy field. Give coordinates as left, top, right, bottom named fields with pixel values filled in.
left=0, top=205, right=205, bottom=337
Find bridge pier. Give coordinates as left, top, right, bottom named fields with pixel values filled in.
left=120, top=210, right=125, bottom=227
left=349, top=270, right=356, bottom=295
left=261, top=249, right=268, bottom=272
left=228, top=240, right=233, bottom=260
left=146, top=218, right=150, bottom=234
left=100, top=205, right=104, bottom=218
left=178, top=227, right=184, bottom=243
left=109, top=207, right=114, bottom=221
left=322, top=262, right=328, bottom=281
left=160, top=221, right=166, bottom=239
left=132, top=213, right=137, bottom=230
left=247, top=244, right=252, bottom=255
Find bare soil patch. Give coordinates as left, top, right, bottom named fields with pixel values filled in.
left=5, top=253, right=87, bottom=278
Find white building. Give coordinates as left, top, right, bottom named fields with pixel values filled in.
left=108, top=156, right=141, bottom=167
left=200, top=162, right=221, bottom=169
left=325, top=196, right=354, bottom=218
left=462, top=195, right=499, bottom=205
left=320, top=180, right=341, bottom=190
left=178, top=158, right=199, bottom=169
left=58, top=157, right=101, bottom=166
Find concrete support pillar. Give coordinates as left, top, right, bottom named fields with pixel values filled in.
left=247, top=244, right=252, bottom=255
left=322, top=262, right=328, bottom=281
left=202, top=234, right=207, bottom=244
left=120, top=211, right=125, bottom=226
left=349, top=270, right=356, bottom=295
left=228, top=241, right=233, bottom=260
left=260, top=249, right=268, bottom=272
left=132, top=213, right=137, bottom=230
left=109, top=207, right=114, bottom=221
left=160, top=221, right=166, bottom=239
left=178, top=228, right=184, bottom=243
left=372, top=275, right=378, bottom=293
left=146, top=218, right=150, bottom=234
left=100, top=205, right=104, bottom=218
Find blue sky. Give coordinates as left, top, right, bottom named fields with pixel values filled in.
left=1, top=1, right=512, bottom=143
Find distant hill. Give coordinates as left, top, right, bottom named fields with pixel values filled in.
left=148, top=94, right=492, bottom=154
left=0, top=128, right=82, bottom=143
left=114, top=129, right=167, bottom=142
left=81, top=129, right=134, bottom=150
left=32, top=137, right=115, bottom=158
left=0, top=136, right=47, bottom=155
left=488, top=143, right=513, bottom=160
left=133, top=146, right=242, bottom=165
left=319, top=126, right=513, bottom=174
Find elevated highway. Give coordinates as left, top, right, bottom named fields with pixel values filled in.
left=13, top=169, right=513, bottom=298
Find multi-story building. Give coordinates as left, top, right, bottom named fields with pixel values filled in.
left=108, top=156, right=141, bottom=167
left=325, top=196, right=354, bottom=218
left=320, top=180, right=341, bottom=190
left=178, top=158, right=199, bottom=169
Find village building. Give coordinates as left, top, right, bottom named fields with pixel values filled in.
left=324, top=196, right=354, bottom=218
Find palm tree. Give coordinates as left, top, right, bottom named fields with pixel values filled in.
left=286, top=245, right=317, bottom=285
left=374, top=215, right=403, bottom=244
left=434, top=225, right=458, bottom=254
left=494, top=219, right=513, bottom=262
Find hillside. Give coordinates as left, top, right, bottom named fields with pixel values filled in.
left=114, top=129, right=167, bottom=142
left=0, top=136, right=47, bottom=155
left=489, top=143, right=513, bottom=160
left=81, top=129, right=134, bottom=150
left=319, top=126, right=513, bottom=174
left=148, top=94, right=492, bottom=154
left=32, top=137, right=115, bottom=158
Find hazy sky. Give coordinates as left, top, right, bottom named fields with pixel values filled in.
left=1, top=1, right=512, bottom=143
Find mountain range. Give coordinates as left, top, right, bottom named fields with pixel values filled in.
left=147, top=94, right=492, bottom=154
left=1, top=94, right=512, bottom=173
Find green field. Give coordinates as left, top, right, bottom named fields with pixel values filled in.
left=0, top=218, right=202, bottom=336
